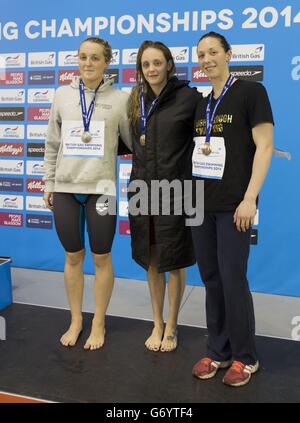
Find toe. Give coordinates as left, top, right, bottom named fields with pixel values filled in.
left=61, top=338, right=68, bottom=346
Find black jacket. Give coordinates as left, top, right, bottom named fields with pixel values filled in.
left=128, top=77, right=202, bottom=272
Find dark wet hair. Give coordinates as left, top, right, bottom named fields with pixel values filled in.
left=79, top=37, right=112, bottom=64
left=197, top=31, right=231, bottom=52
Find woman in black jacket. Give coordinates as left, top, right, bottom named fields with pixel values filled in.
left=128, top=41, right=202, bottom=352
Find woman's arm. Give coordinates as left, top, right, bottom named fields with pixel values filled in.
left=43, top=93, right=61, bottom=209
left=118, top=94, right=132, bottom=153
left=234, top=122, right=274, bottom=232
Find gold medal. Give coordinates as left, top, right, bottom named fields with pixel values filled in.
left=140, top=134, right=146, bottom=146
left=202, top=143, right=211, bottom=156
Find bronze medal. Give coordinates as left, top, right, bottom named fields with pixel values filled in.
left=201, top=143, right=211, bottom=156
left=140, top=134, right=146, bottom=146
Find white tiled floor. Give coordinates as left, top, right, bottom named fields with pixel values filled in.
left=11, top=267, right=300, bottom=340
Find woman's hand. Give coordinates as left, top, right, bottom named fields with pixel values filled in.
left=233, top=198, right=257, bottom=232
left=43, top=192, right=54, bottom=210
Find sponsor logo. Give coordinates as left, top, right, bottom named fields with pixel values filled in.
left=0, top=177, right=23, bottom=192
left=27, top=125, right=47, bottom=140
left=231, top=45, right=265, bottom=62
left=26, top=213, right=53, bottom=229
left=0, top=194, right=23, bottom=210
left=67, top=126, right=101, bottom=138
left=192, top=67, right=209, bottom=82
left=122, top=49, right=138, bottom=65
left=0, top=53, right=26, bottom=69
left=58, top=69, right=80, bottom=85
left=28, top=52, right=56, bottom=67
left=251, top=229, right=258, bottom=245
left=122, top=68, right=136, bottom=84
left=0, top=89, right=25, bottom=104
left=0, top=160, right=24, bottom=175
left=27, top=107, right=50, bottom=122
left=170, top=47, right=189, bottom=63
left=175, top=67, right=188, bottom=80
left=26, top=195, right=47, bottom=212
left=26, top=143, right=45, bottom=158
left=58, top=51, right=78, bottom=67
left=111, top=50, right=120, bottom=65
left=119, top=220, right=130, bottom=235
left=28, top=89, right=55, bottom=104
left=0, top=142, right=24, bottom=157
left=96, top=198, right=109, bottom=214
left=119, top=182, right=128, bottom=199
left=104, top=69, right=119, bottom=83
left=0, top=71, right=25, bottom=86
left=119, top=163, right=132, bottom=180
left=0, top=125, right=24, bottom=139
left=119, top=200, right=128, bottom=217
left=0, top=107, right=25, bottom=121
left=0, top=212, right=23, bottom=227
left=26, top=178, right=45, bottom=193
left=229, top=66, right=264, bottom=81
left=28, top=71, right=55, bottom=85
left=68, top=127, right=81, bottom=138
left=26, top=161, right=45, bottom=175
left=120, top=154, right=132, bottom=161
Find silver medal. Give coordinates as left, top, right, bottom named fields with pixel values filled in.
left=81, top=131, right=92, bottom=143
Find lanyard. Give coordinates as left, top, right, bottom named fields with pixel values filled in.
left=79, top=79, right=102, bottom=133
left=139, top=82, right=159, bottom=135
left=205, top=74, right=234, bottom=144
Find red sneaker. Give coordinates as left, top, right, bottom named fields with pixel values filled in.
left=192, top=357, right=231, bottom=380
left=223, top=360, right=259, bottom=387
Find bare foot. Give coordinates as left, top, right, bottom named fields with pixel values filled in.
left=145, top=325, right=164, bottom=352
left=160, top=327, right=178, bottom=352
left=60, top=320, right=82, bottom=347
left=84, top=320, right=105, bottom=351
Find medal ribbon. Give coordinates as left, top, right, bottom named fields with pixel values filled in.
left=79, top=79, right=102, bottom=133
left=140, top=81, right=159, bottom=135
left=205, top=74, right=234, bottom=144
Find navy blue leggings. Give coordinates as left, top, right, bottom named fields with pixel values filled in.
left=191, top=212, right=257, bottom=365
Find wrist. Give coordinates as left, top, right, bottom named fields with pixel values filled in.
left=243, top=194, right=257, bottom=203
